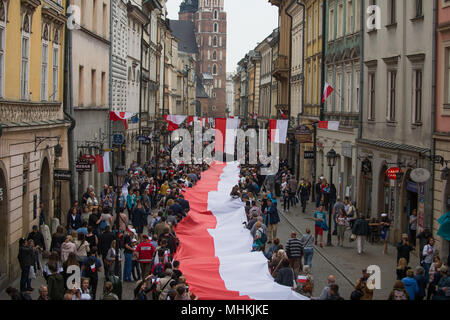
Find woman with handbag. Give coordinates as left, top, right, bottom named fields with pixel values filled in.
left=105, top=240, right=120, bottom=279
left=75, top=232, right=90, bottom=263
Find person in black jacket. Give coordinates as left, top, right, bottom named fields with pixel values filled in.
left=315, top=178, right=322, bottom=208
left=274, top=259, right=295, bottom=288
left=396, top=234, right=415, bottom=264
left=131, top=200, right=147, bottom=238
left=98, top=226, right=115, bottom=269
left=50, top=225, right=66, bottom=256
left=352, top=215, right=370, bottom=254
left=18, top=238, right=33, bottom=293
left=27, top=225, right=45, bottom=251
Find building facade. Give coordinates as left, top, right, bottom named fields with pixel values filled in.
left=72, top=0, right=111, bottom=198
left=357, top=0, right=434, bottom=243
left=0, top=0, right=70, bottom=288
left=434, top=0, right=450, bottom=262
left=318, top=0, right=361, bottom=201
left=226, top=72, right=235, bottom=116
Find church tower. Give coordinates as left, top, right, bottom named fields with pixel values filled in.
left=179, top=0, right=227, bottom=117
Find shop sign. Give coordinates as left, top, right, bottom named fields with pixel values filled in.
left=304, top=151, right=315, bottom=159
left=386, top=167, right=402, bottom=180
left=410, top=168, right=431, bottom=183
left=54, top=169, right=72, bottom=181
left=113, top=133, right=125, bottom=145
left=294, top=125, right=313, bottom=143
left=81, top=155, right=97, bottom=165
left=76, top=160, right=92, bottom=172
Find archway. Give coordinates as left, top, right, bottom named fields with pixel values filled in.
left=40, top=158, right=51, bottom=226
left=0, top=166, right=8, bottom=278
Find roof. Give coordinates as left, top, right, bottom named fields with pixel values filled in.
left=357, top=138, right=430, bottom=154
left=169, top=20, right=199, bottom=54
left=196, top=80, right=209, bottom=99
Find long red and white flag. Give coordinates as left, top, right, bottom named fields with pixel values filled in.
left=164, top=115, right=187, bottom=132
left=214, top=118, right=240, bottom=154
left=319, top=121, right=340, bottom=131
left=322, top=82, right=334, bottom=103
left=96, top=152, right=111, bottom=173
left=109, top=111, right=134, bottom=130
left=174, top=161, right=308, bottom=300
left=269, top=119, right=289, bottom=144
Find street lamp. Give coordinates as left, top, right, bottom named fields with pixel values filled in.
left=326, top=148, right=338, bottom=246
left=113, top=166, right=127, bottom=279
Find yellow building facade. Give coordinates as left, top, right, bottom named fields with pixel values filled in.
left=0, top=0, right=70, bottom=288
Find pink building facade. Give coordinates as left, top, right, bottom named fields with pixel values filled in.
left=434, top=0, right=450, bottom=261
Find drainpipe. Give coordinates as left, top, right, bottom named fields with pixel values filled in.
left=356, top=0, right=365, bottom=202
left=429, top=0, right=437, bottom=233
left=64, top=0, right=76, bottom=204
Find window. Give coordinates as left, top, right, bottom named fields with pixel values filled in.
left=368, top=73, right=376, bottom=120
left=329, top=9, right=334, bottom=40
left=213, top=36, right=217, bottom=46
left=337, top=72, right=342, bottom=111
left=91, top=69, right=96, bottom=105
left=52, top=47, right=59, bottom=101
left=347, top=0, right=353, bottom=35
left=213, top=64, right=217, bottom=75
left=308, top=11, right=312, bottom=42
left=413, top=69, right=422, bottom=123
left=355, top=0, right=360, bottom=31
left=101, top=72, right=106, bottom=106
left=0, top=1, right=6, bottom=98
left=337, top=2, right=344, bottom=38
left=41, top=40, right=49, bottom=101
left=21, top=16, right=31, bottom=100
left=389, top=0, right=396, bottom=25
left=214, top=10, right=218, bottom=20
left=319, top=3, right=323, bottom=36
left=103, top=3, right=107, bottom=37
left=387, top=70, right=397, bottom=121
left=346, top=72, right=352, bottom=112
left=355, top=70, right=360, bottom=112
left=213, top=22, right=218, bottom=33
left=78, top=66, right=84, bottom=106
left=213, top=51, right=217, bottom=60
left=415, top=0, right=422, bottom=18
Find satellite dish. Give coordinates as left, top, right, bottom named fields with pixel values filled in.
left=410, top=168, right=431, bottom=183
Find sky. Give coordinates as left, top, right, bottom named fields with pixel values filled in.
left=165, top=0, right=279, bottom=73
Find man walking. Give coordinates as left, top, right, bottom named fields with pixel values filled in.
left=264, top=199, right=280, bottom=244
left=136, top=234, right=156, bottom=280
left=298, top=180, right=309, bottom=213
left=18, top=238, right=33, bottom=293
left=285, top=232, right=303, bottom=277
left=312, top=275, right=336, bottom=300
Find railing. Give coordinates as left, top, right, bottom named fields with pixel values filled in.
left=324, top=111, right=359, bottom=128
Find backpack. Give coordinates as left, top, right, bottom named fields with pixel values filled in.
left=154, top=263, right=164, bottom=278
left=260, top=230, right=268, bottom=244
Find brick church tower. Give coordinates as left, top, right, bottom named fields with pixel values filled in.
left=179, top=0, right=227, bottom=117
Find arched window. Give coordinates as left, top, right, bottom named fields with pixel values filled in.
left=213, top=36, right=217, bottom=46
left=21, top=14, right=31, bottom=100
left=213, top=22, right=218, bottom=33
left=212, top=51, right=217, bottom=60
left=41, top=23, right=50, bottom=101
left=214, top=10, right=218, bottom=20
left=213, top=64, right=217, bottom=75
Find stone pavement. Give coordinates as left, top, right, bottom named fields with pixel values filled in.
left=277, top=200, right=420, bottom=300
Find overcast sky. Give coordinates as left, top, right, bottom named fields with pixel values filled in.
left=165, top=0, right=279, bottom=73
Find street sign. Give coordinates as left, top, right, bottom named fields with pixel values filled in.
left=76, top=160, right=92, bottom=172
left=81, top=154, right=97, bottom=165
left=136, top=135, right=150, bottom=143
left=113, top=133, right=124, bottom=145
left=54, top=169, right=72, bottom=181
left=304, top=151, right=315, bottom=159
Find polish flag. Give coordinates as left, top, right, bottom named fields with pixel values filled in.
left=109, top=111, right=134, bottom=130
left=269, top=119, right=289, bottom=144
left=298, top=276, right=308, bottom=284
left=319, top=121, right=340, bottom=131
left=322, top=82, right=334, bottom=103
left=173, top=161, right=308, bottom=300
left=96, top=152, right=111, bottom=173
left=214, top=118, right=240, bottom=154
left=280, top=110, right=287, bottom=119
left=164, top=115, right=187, bottom=131
left=251, top=113, right=258, bottom=120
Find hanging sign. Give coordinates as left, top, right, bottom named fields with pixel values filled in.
left=54, top=169, right=72, bottom=181
left=386, top=167, right=403, bottom=180
left=304, top=151, right=315, bottom=159
left=76, top=160, right=92, bottom=172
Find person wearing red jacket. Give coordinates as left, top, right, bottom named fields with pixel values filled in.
left=136, top=235, right=155, bottom=280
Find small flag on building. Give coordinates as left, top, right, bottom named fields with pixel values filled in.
left=269, top=119, right=289, bottom=144
left=280, top=110, right=287, bottom=119
left=164, top=115, right=187, bottom=131
left=322, top=82, right=334, bottom=103
left=96, top=152, right=111, bottom=173
left=319, top=121, right=340, bottom=131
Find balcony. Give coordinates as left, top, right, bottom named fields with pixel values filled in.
left=324, top=112, right=359, bottom=128
left=272, top=55, right=289, bottom=81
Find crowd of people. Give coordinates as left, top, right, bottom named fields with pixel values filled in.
left=5, top=155, right=450, bottom=301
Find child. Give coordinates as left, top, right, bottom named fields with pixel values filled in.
left=131, top=239, right=141, bottom=281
